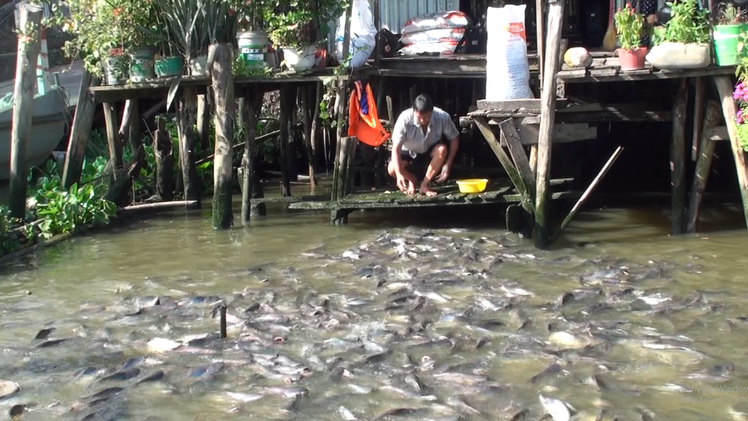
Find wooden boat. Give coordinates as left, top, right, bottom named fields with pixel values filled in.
left=0, top=83, right=69, bottom=181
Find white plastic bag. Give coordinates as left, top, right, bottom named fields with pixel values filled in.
left=485, top=5, right=533, bottom=101
left=335, top=0, right=377, bottom=68
left=400, top=27, right=466, bottom=46
left=399, top=40, right=460, bottom=56
left=401, top=11, right=471, bottom=36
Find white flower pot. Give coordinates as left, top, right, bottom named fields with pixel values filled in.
left=281, top=45, right=316, bottom=72
left=646, top=42, right=711, bottom=70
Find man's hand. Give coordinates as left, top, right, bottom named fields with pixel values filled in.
left=435, top=164, right=450, bottom=184
left=396, top=172, right=409, bottom=192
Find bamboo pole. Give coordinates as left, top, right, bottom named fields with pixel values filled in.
left=554, top=146, right=624, bottom=241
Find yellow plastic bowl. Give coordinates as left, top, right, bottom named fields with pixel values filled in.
left=456, top=179, right=488, bottom=193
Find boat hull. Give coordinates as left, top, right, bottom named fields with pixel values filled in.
left=0, top=88, right=68, bottom=181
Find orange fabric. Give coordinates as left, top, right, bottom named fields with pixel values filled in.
left=348, top=81, right=390, bottom=147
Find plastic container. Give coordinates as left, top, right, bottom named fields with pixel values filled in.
left=456, top=179, right=488, bottom=193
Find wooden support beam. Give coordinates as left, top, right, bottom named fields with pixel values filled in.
left=554, top=146, right=624, bottom=241
left=311, top=81, right=323, bottom=170
left=686, top=100, right=721, bottom=233
left=300, top=85, right=317, bottom=187
left=210, top=42, right=235, bottom=229
left=62, top=71, right=100, bottom=188
left=692, top=77, right=706, bottom=161
left=103, top=102, right=123, bottom=173
left=153, top=117, right=174, bottom=201
left=331, top=136, right=357, bottom=224
left=713, top=75, right=748, bottom=230
left=473, top=116, right=534, bottom=213
left=511, top=121, right=596, bottom=145
left=196, top=94, right=210, bottom=151
left=670, top=78, right=689, bottom=235
left=499, top=119, right=536, bottom=199
left=535, top=0, right=545, bottom=88
left=279, top=83, right=292, bottom=196
left=179, top=87, right=201, bottom=207
left=703, top=126, right=729, bottom=141
left=8, top=2, right=43, bottom=217
left=241, top=93, right=262, bottom=225
left=534, top=0, right=564, bottom=249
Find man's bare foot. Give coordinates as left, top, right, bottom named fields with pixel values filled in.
left=405, top=181, right=416, bottom=195
left=419, top=184, right=437, bottom=197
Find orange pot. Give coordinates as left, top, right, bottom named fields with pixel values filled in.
left=617, top=47, right=648, bottom=71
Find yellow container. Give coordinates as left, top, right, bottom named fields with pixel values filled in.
left=456, top=178, right=488, bottom=193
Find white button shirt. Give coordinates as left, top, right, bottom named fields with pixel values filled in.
left=392, top=106, right=460, bottom=156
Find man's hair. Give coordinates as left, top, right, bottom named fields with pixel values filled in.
left=412, top=94, right=434, bottom=113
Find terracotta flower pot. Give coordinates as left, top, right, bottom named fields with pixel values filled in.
left=618, top=47, right=648, bottom=71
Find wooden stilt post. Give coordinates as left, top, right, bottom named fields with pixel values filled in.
left=153, top=116, right=174, bottom=201
left=332, top=0, right=353, bottom=195
left=300, top=84, right=317, bottom=187
left=331, top=136, right=357, bottom=224
left=241, top=92, right=262, bottom=225
left=534, top=0, right=564, bottom=249
left=671, top=78, right=689, bottom=234
left=279, top=84, right=292, bottom=196
left=686, top=100, right=721, bottom=233
left=103, top=103, right=123, bottom=174
left=210, top=43, right=235, bottom=229
left=8, top=2, right=43, bottom=218
left=713, top=75, right=748, bottom=229
left=535, top=0, right=545, bottom=89
left=311, top=82, right=323, bottom=170
left=179, top=87, right=201, bottom=208
left=62, top=71, right=100, bottom=188
left=692, top=77, right=706, bottom=161
left=196, top=94, right=210, bottom=151
left=554, top=146, right=624, bottom=242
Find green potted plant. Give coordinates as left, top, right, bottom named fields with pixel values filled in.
left=615, top=3, right=648, bottom=71
left=264, top=0, right=346, bottom=72
left=713, top=3, right=746, bottom=66
left=59, top=0, right=132, bottom=84
left=124, top=1, right=161, bottom=82
left=232, top=0, right=273, bottom=70
left=152, top=12, right=185, bottom=78
left=647, top=0, right=711, bottom=69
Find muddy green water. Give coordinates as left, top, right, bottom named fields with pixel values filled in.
left=1, top=182, right=748, bottom=421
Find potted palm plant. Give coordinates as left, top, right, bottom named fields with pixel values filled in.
left=615, top=2, right=648, bottom=71
left=646, top=0, right=711, bottom=69
left=154, top=0, right=210, bottom=77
